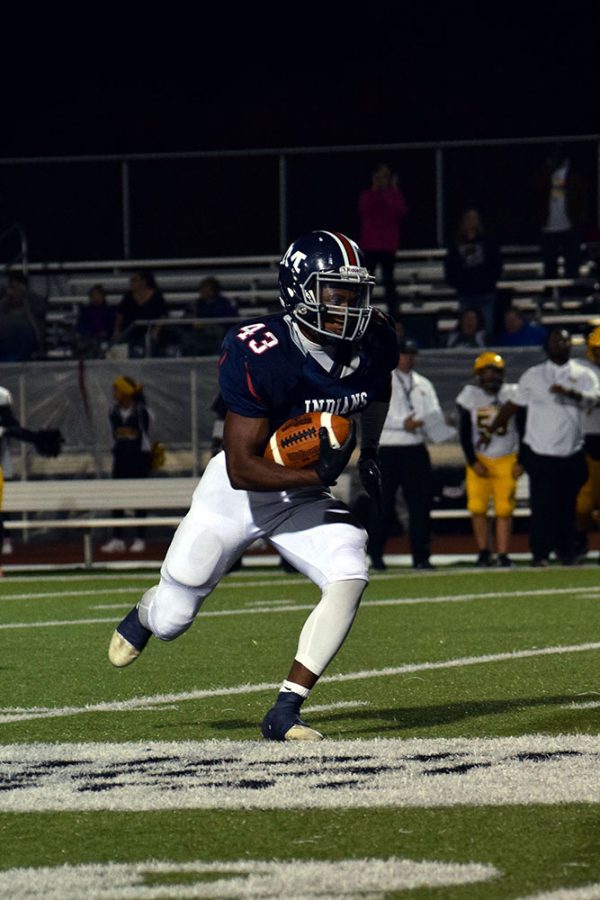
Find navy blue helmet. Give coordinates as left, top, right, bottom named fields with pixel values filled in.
left=278, top=230, right=375, bottom=342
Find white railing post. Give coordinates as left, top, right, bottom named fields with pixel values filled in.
left=435, top=147, right=444, bottom=249
left=190, top=367, right=199, bottom=478
left=278, top=153, right=287, bottom=253
left=121, top=160, right=131, bottom=260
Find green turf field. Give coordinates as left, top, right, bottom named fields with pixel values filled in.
left=1, top=565, right=599, bottom=898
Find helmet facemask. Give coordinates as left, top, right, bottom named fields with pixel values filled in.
left=293, top=266, right=375, bottom=343
left=478, top=367, right=504, bottom=395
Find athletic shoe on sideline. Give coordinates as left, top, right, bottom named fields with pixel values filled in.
left=101, top=538, right=126, bottom=553
left=108, top=606, right=151, bottom=667
left=476, top=549, right=493, bottom=567
left=130, top=538, right=146, bottom=553
left=497, top=554, right=514, bottom=568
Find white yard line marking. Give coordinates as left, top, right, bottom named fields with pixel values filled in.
left=562, top=701, right=600, bottom=710
left=1, top=563, right=578, bottom=589
left=1, top=641, right=599, bottom=724
left=2, top=585, right=599, bottom=629
left=0, top=618, right=124, bottom=630
left=0, top=587, right=145, bottom=601
left=304, top=700, right=371, bottom=714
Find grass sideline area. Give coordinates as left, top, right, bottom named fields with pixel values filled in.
left=0, top=565, right=599, bottom=898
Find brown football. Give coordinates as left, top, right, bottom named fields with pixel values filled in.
left=264, top=412, right=351, bottom=469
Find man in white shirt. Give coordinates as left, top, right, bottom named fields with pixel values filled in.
left=456, top=352, right=524, bottom=568
left=366, top=338, right=450, bottom=570
left=480, top=328, right=600, bottom=566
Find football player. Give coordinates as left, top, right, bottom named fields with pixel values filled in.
left=574, top=327, right=600, bottom=560
left=479, top=329, right=600, bottom=566
left=456, top=352, right=524, bottom=567
left=109, top=231, right=399, bottom=741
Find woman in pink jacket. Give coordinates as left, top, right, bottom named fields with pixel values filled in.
left=358, top=163, right=408, bottom=317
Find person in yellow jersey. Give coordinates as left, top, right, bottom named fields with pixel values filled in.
left=456, top=352, right=524, bottom=567
left=479, top=329, right=600, bottom=567
left=574, top=327, right=600, bottom=561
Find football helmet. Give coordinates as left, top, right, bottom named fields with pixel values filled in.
left=473, top=351, right=505, bottom=374
left=587, top=326, right=600, bottom=361
left=474, top=352, right=504, bottom=394
left=278, top=230, right=375, bottom=342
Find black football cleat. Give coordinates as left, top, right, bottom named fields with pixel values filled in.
left=108, top=605, right=152, bottom=667
left=261, top=693, right=323, bottom=742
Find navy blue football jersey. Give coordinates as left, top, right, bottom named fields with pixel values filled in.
left=219, top=311, right=398, bottom=430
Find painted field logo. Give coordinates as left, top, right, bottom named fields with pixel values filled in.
left=0, top=857, right=500, bottom=897
left=0, top=736, right=598, bottom=812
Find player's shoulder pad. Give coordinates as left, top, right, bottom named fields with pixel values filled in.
left=222, top=314, right=289, bottom=362
left=362, top=308, right=399, bottom=370
left=455, top=382, right=476, bottom=405
left=0, top=386, right=13, bottom=407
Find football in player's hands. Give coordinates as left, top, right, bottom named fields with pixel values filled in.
left=264, top=412, right=351, bottom=469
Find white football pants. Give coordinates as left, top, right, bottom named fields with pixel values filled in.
left=139, top=452, right=368, bottom=676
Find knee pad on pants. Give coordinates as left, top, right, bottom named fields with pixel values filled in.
left=143, top=572, right=206, bottom=642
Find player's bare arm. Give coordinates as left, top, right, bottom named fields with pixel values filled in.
left=223, top=411, right=322, bottom=491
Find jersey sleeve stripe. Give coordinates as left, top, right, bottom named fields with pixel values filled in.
left=244, top=361, right=266, bottom=407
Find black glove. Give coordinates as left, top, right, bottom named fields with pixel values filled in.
left=358, top=448, right=383, bottom=512
left=32, top=428, right=64, bottom=457
left=315, top=421, right=356, bottom=486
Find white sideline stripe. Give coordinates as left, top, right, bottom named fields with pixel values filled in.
left=0, top=564, right=554, bottom=588
left=1, top=641, right=599, bottom=724
left=1, top=585, right=599, bottom=630
left=562, top=701, right=600, bottom=710
left=0, top=587, right=145, bottom=602
left=2, top=585, right=600, bottom=630
left=304, top=700, right=371, bottom=714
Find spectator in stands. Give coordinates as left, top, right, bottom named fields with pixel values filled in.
left=444, top=209, right=502, bottom=338
left=112, top=270, right=167, bottom=358
left=392, top=314, right=419, bottom=349
left=101, top=375, right=154, bottom=555
left=480, top=328, right=600, bottom=566
left=182, top=277, right=238, bottom=356
left=75, top=284, right=116, bottom=357
left=0, top=273, right=47, bottom=361
left=496, top=306, right=547, bottom=347
left=534, top=143, right=588, bottom=279
left=445, top=308, right=487, bottom=348
left=195, top=277, right=237, bottom=319
left=358, top=162, right=408, bottom=317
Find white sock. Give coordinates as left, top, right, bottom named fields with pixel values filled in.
left=295, top=579, right=366, bottom=676
left=280, top=680, right=310, bottom=700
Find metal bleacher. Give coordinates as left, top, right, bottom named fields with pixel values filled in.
left=26, top=245, right=600, bottom=357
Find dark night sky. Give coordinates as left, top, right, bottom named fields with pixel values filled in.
left=2, top=7, right=597, bottom=159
